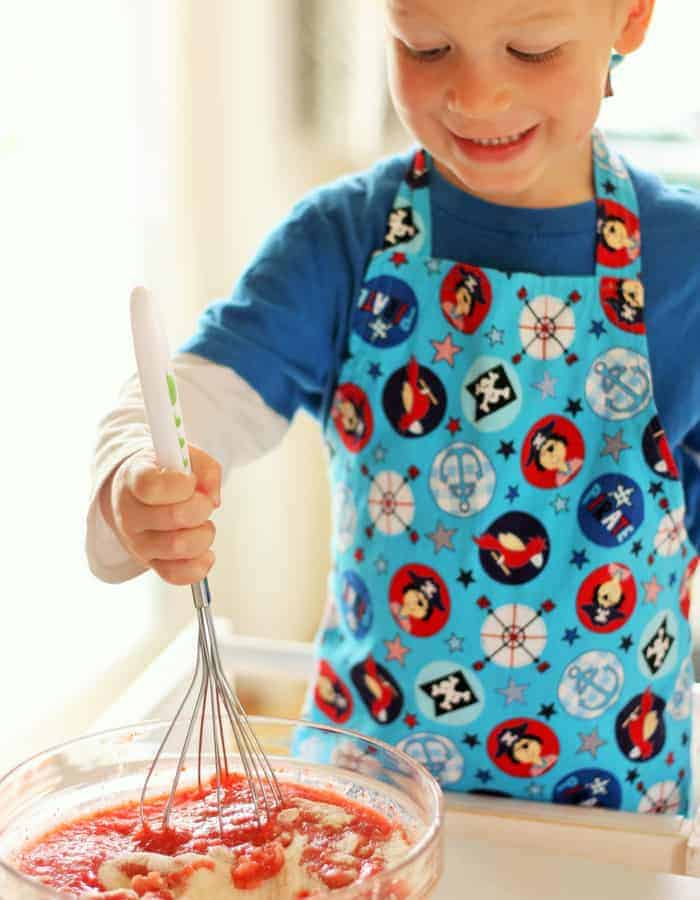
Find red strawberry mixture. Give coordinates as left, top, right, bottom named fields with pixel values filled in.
left=12, top=774, right=412, bottom=898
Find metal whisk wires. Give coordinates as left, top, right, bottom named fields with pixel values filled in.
left=139, top=578, right=284, bottom=837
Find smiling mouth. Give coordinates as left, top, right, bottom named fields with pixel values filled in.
left=459, top=127, right=536, bottom=146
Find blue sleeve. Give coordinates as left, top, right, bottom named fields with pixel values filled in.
left=179, top=153, right=410, bottom=422
left=631, top=167, right=700, bottom=553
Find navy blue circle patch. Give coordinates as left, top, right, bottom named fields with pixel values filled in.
left=552, top=768, right=622, bottom=809
left=339, top=571, right=373, bottom=638
left=474, top=511, right=550, bottom=585
left=353, top=276, right=418, bottom=348
left=383, top=357, right=447, bottom=438
left=577, top=474, right=644, bottom=547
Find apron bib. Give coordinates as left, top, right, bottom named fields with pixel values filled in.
left=305, top=130, right=696, bottom=816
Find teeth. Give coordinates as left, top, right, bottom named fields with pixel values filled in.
left=470, top=131, right=526, bottom=146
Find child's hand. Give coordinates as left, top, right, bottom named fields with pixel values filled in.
left=100, top=444, right=221, bottom=585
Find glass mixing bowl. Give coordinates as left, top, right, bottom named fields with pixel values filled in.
left=0, top=717, right=443, bottom=899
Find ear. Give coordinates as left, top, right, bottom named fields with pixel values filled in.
left=614, top=0, right=656, bottom=54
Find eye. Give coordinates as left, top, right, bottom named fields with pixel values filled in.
left=509, top=46, right=562, bottom=64
left=401, top=42, right=450, bottom=62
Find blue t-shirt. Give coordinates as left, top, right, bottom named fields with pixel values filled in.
left=180, top=143, right=700, bottom=550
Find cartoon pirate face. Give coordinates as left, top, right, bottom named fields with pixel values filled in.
left=522, top=416, right=584, bottom=489
left=331, top=383, right=373, bottom=453
left=390, top=564, right=450, bottom=637
left=440, top=264, right=492, bottom=334
left=488, top=717, right=559, bottom=778
left=596, top=200, right=640, bottom=267
left=314, top=660, right=353, bottom=724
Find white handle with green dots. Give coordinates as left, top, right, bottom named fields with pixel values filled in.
left=130, top=286, right=190, bottom=475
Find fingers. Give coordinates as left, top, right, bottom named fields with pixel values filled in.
left=190, top=444, right=222, bottom=507
left=119, top=485, right=215, bottom=535
left=107, top=444, right=222, bottom=586
left=151, top=550, right=216, bottom=586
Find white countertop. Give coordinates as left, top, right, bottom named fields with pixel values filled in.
left=435, top=810, right=699, bottom=900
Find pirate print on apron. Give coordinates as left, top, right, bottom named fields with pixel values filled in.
left=303, top=129, right=697, bottom=816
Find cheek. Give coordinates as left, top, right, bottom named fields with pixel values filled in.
left=387, top=51, right=439, bottom=119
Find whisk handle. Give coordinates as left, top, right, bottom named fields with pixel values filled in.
left=130, top=287, right=211, bottom=610
left=129, top=286, right=190, bottom=475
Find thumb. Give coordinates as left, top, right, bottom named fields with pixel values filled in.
left=189, top=444, right=222, bottom=507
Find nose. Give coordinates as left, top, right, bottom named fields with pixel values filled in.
left=445, top=65, right=513, bottom=118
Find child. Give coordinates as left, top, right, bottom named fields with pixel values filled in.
left=88, top=0, right=700, bottom=816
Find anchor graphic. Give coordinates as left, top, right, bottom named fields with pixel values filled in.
left=594, top=359, right=649, bottom=415
left=567, top=662, right=621, bottom=712
left=439, top=445, right=483, bottom=513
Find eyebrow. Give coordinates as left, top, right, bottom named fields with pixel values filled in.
left=390, top=3, right=574, bottom=28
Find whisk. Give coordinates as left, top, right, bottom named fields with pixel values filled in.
left=130, top=286, right=283, bottom=837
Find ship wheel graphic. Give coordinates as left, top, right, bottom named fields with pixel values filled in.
left=476, top=599, right=554, bottom=671
left=516, top=293, right=577, bottom=362
left=365, top=467, right=418, bottom=539
left=636, top=774, right=685, bottom=815
left=648, top=502, right=688, bottom=564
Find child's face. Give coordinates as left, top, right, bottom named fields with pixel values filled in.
left=383, top=0, right=650, bottom=207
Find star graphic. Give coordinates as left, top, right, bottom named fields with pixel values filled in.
left=431, top=334, right=462, bottom=366
left=601, top=428, right=631, bottom=463
left=648, top=481, right=663, bottom=497
left=631, top=540, right=643, bottom=557
left=424, top=257, right=442, bottom=275
left=619, top=634, right=633, bottom=652
left=506, top=485, right=520, bottom=503
left=426, top=521, right=457, bottom=553
left=341, top=348, right=353, bottom=363
left=682, top=732, right=689, bottom=746
left=404, top=713, right=418, bottom=728
left=496, top=677, right=530, bottom=706
left=391, top=251, right=408, bottom=267
left=526, top=782, right=545, bottom=799
left=476, top=769, right=493, bottom=784
left=384, top=634, right=411, bottom=666
left=577, top=727, right=606, bottom=759
left=603, top=178, right=616, bottom=195
left=463, top=733, right=480, bottom=748
left=539, top=703, right=556, bottom=720
left=551, top=494, right=570, bottom=514
left=626, top=768, right=639, bottom=784
left=458, top=569, right=475, bottom=589
left=373, top=443, right=387, bottom=463
left=665, top=752, right=675, bottom=766
left=570, top=549, right=590, bottom=570
left=354, top=548, right=364, bottom=562
left=566, top=398, right=584, bottom=418
left=486, top=325, right=505, bottom=346
left=368, top=362, right=383, bottom=380
left=589, top=320, right=607, bottom=338
left=497, top=440, right=516, bottom=460
left=643, top=574, right=663, bottom=604
left=669, top=572, right=677, bottom=586
left=563, top=627, right=580, bottom=646
left=446, top=416, right=462, bottom=435
left=532, top=370, right=557, bottom=399
left=445, top=632, right=464, bottom=653
left=374, top=555, right=389, bottom=575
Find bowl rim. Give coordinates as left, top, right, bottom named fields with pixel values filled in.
left=0, top=714, right=444, bottom=899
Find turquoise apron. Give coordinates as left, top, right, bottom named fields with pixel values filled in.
left=304, top=129, right=696, bottom=816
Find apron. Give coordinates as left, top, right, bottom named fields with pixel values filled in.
left=304, top=129, right=696, bottom=816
